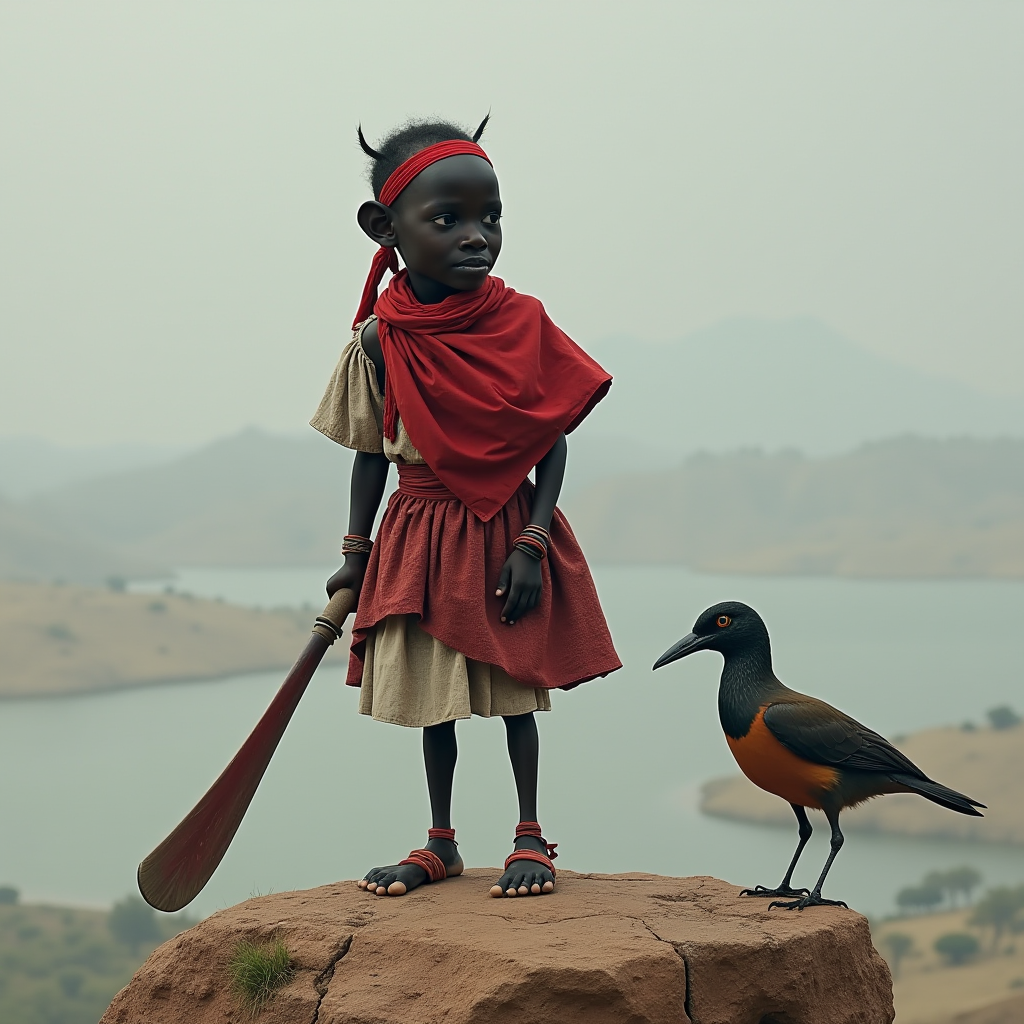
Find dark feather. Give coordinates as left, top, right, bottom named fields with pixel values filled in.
left=763, top=698, right=926, bottom=777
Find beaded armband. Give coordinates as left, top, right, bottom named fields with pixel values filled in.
left=341, top=534, right=373, bottom=556
left=513, top=524, right=550, bottom=561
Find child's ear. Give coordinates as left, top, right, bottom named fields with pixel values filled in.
left=357, top=201, right=398, bottom=248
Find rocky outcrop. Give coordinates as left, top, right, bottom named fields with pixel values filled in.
left=102, top=871, right=894, bottom=1024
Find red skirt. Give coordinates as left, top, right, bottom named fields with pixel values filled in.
left=348, top=464, right=621, bottom=690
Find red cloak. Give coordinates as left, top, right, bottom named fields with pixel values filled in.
left=374, top=272, right=611, bottom=521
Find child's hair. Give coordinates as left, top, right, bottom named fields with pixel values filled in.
left=357, top=115, right=490, bottom=200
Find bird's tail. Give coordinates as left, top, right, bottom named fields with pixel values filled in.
left=888, top=774, right=985, bottom=816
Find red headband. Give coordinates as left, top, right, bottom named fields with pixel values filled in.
left=352, top=140, right=492, bottom=329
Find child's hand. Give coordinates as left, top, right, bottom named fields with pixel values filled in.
left=495, top=549, right=543, bottom=625
left=326, top=554, right=370, bottom=602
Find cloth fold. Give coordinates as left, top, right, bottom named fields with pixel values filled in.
left=374, top=272, right=611, bottom=520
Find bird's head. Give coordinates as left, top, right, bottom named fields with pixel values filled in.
left=652, top=601, right=769, bottom=670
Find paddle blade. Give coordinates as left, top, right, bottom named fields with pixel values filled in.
left=137, top=588, right=356, bottom=912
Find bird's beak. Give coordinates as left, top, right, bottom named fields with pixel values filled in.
left=653, top=633, right=711, bottom=670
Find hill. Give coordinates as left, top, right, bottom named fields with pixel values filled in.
left=700, top=720, right=1024, bottom=845
left=0, top=894, right=193, bottom=1024
left=585, top=318, right=1024, bottom=456
left=0, top=495, right=163, bottom=586
left=8, top=431, right=1024, bottom=581
left=873, top=906, right=1024, bottom=1024
left=0, top=581, right=322, bottom=698
left=0, top=437, right=185, bottom=500
left=24, top=429, right=352, bottom=569
left=562, top=436, right=1024, bottom=578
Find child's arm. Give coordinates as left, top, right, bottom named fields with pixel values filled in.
left=326, top=451, right=390, bottom=599
left=326, top=319, right=390, bottom=600
left=496, top=433, right=567, bottom=625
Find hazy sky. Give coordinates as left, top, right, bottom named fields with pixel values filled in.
left=1, top=1, right=1022, bottom=445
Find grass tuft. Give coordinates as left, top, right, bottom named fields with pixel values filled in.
left=228, top=937, right=294, bottom=1016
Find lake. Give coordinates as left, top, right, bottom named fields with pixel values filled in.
left=2, top=565, right=1021, bottom=919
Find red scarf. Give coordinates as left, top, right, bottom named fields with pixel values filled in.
left=374, top=272, right=611, bottom=520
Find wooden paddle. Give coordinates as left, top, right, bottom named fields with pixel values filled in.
left=137, top=588, right=357, bottom=912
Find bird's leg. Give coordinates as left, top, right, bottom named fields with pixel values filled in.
left=742, top=804, right=812, bottom=899
left=770, top=809, right=849, bottom=911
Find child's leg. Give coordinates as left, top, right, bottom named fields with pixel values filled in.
left=359, top=720, right=464, bottom=896
left=490, top=712, right=556, bottom=897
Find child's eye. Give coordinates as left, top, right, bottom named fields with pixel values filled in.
left=432, top=214, right=456, bottom=227
left=483, top=212, right=502, bottom=225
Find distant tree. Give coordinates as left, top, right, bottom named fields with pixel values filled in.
left=987, top=706, right=1021, bottom=730
left=923, top=871, right=951, bottom=908
left=896, top=883, right=944, bottom=915
left=970, top=886, right=1024, bottom=950
left=108, top=895, right=160, bottom=952
left=879, top=932, right=915, bottom=979
left=943, top=866, right=983, bottom=907
left=0, top=885, right=18, bottom=905
left=106, top=576, right=127, bottom=592
left=934, top=932, right=980, bottom=966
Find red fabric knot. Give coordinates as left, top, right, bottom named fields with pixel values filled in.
left=427, top=827, right=457, bottom=843
left=351, top=140, right=491, bottom=330
left=399, top=848, right=448, bottom=883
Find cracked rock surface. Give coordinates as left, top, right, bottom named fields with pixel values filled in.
left=100, top=871, right=893, bottom=1024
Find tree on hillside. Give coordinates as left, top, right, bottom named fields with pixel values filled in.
left=879, top=932, right=914, bottom=979
left=896, top=882, right=944, bottom=915
left=943, top=866, right=983, bottom=907
left=934, top=932, right=980, bottom=966
left=970, top=886, right=1024, bottom=951
left=108, top=895, right=160, bottom=952
left=987, top=705, right=1021, bottom=730
left=0, top=885, right=18, bottom=905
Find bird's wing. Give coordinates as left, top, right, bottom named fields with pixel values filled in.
left=762, top=698, right=925, bottom=777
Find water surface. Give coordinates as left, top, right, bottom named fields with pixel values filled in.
left=2, top=565, right=1020, bottom=918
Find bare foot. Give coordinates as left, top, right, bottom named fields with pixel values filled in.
left=357, top=837, right=463, bottom=896
left=489, top=835, right=555, bottom=897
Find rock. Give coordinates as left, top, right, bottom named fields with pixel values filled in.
left=101, top=871, right=894, bottom=1024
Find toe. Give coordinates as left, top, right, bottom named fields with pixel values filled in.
left=387, top=880, right=408, bottom=896
left=489, top=884, right=504, bottom=898
left=517, top=884, right=529, bottom=895
left=505, top=887, right=518, bottom=897
left=530, top=882, right=542, bottom=894
left=542, top=879, right=554, bottom=893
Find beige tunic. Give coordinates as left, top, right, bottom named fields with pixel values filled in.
left=311, top=318, right=551, bottom=727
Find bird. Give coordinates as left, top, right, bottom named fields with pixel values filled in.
left=653, top=601, right=985, bottom=910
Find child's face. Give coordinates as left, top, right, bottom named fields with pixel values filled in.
left=388, top=155, right=502, bottom=293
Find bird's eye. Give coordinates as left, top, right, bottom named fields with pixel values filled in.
left=716, top=615, right=732, bottom=628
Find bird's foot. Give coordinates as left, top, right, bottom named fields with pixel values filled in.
left=741, top=884, right=810, bottom=899
left=768, top=891, right=849, bottom=911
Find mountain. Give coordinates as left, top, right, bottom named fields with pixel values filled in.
left=584, top=318, right=1024, bottom=456
left=0, top=495, right=162, bottom=585
left=561, top=436, right=1024, bottom=578
left=0, top=437, right=186, bottom=499
left=17, top=431, right=1024, bottom=580
left=26, top=429, right=353, bottom=568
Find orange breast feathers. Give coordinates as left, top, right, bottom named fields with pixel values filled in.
left=726, top=707, right=839, bottom=809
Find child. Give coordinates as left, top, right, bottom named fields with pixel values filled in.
left=311, top=116, right=620, bottom=898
